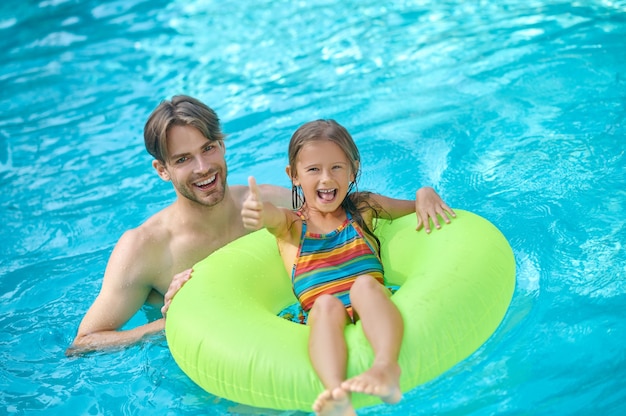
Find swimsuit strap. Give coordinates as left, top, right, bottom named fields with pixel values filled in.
left=292, top=211, right=307, bottom=282
left=346, top=212, right=380, bottom=259
left=295, top=210, right=307, bottom=238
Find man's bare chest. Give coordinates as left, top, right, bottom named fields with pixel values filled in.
left=167, top=229, right=245, bottom=276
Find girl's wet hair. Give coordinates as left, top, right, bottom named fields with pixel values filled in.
left=288, top=119, right=383, bottom=253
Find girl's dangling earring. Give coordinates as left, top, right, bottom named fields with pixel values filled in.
left=348, top=180, right=356, bottom=194
left=291, top=185, right=305, bottom=209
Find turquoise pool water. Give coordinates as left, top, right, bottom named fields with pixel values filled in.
left=1, top=0, right=625, bottom=414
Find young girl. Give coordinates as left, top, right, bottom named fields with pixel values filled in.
left=241, top=119, right=454, bottom=416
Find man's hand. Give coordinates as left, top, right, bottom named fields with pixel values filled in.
left=241, top=176, right=265, bottom=230
left=415, top=187, right=456, bottom=233
left=161, top=268, right=193, bottom=318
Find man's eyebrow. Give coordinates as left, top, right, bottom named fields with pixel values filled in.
left=169, top=140, right=217, bottom=160
left=168, top=151, right=190, bottom=160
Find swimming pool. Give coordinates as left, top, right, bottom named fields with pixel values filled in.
left=1, top=0, right=625, bottom=414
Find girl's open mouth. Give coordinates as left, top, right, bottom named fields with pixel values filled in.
left=317, top=189, right=336, bottom=201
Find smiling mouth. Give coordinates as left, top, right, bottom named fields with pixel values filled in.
left=194, top=174, right=217, bottom=190
left=317, top=189, right=337, bottom=201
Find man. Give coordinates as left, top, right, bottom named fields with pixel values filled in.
left=67, top=95, right=454, bottom=355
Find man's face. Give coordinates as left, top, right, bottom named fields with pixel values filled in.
left=155, top=124, right=228, bottom=207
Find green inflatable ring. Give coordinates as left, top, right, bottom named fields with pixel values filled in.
left=166, top=210, right=516, bottom=411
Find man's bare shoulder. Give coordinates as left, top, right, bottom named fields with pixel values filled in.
left=114, top=208, right=173, bottom=264
left=229, top=184, right=249, bottom=201
left=100, top=208, right=178, bottom=297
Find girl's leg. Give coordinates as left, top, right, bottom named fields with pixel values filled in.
left=308, top=294, right=355, bottom=415
left=341, top=275, right=403, bottom=403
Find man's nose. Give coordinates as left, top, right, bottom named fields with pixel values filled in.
left=193, top=157, right=210, bottom=173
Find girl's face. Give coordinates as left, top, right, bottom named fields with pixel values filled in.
left=289, top=140, right=356, bottom=214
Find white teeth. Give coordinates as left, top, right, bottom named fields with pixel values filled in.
left=318, top=189, right=335, bottom=193
left=196, top=175, right=216, bottom=186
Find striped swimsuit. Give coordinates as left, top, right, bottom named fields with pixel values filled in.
left=291, top=211, right=384, bottom=319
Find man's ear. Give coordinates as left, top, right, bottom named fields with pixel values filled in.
left=285, top=165, right=299, bottom=186
left=152, top=160, right=171, bottom=181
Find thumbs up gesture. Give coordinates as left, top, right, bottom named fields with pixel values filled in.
left=242, top=176, right=265, bottom=230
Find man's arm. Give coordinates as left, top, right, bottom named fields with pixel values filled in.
left=66, top=229, right=164, bottom=356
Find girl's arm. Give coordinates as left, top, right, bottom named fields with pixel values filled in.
left=242, top=176, right=294, bottom=240
left=369, top=187, right=456, bottom=233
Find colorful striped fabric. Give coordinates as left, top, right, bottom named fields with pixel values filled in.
left=291, top=211, right=384, bottom=318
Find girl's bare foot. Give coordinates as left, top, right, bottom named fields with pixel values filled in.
left=313, top=387, right=356, bottom=416
left=340, top=362, right=402, bottom=404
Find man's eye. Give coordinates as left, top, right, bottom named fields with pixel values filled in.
left=204, top=145, right=214, bottom=152
left=175, top=157, right=187, bottom=164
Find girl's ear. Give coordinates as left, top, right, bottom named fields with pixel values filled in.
left=153, top=160, right=171, bottom=181
left=285, top=165, right=300, bottom=186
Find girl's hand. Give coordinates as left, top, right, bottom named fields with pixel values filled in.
left=415, top=187, right=456, bottom=233
left=242, top=176, right=265, bottom=230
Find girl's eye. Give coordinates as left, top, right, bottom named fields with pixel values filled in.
left=307, top=167, right=319, bottom=172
